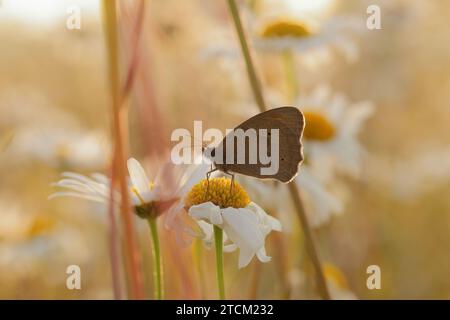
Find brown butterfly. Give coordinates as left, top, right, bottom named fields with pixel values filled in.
left=204, top=106, right=305, bottom=183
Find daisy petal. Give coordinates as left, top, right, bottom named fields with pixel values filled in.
left=221, top=208, right=265, bottom=268
left=188, top=202, right=223, bottom=225
left=127, top=158, right=151, bottom=195
left=238, top=246, right=256, bottom=269
left=256, top=247, right=272, bottom=263
left=197, top=220, right=214, bottom=248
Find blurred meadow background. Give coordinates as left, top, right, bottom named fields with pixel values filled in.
left=1, top=0, right=450, bottom=299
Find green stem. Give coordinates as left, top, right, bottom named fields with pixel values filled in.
left=287, top=184, right=330, bottom=300
left=227, top=0, right=265, bottom=112
left=148, top=217, right=163, bottom=300
left=214, top=225, right=225, bottom=299
left=194, top=239, right=206, bottom=298
left=282, top=49, right=299, bottom=104
left=226, top=0, right=331, bottom=300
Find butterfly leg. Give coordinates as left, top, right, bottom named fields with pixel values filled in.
left=230, top=173, right=235, bottom=194
left=222, top=171, right=235, bottom=194
left=204, top=166, right=218, bottom=197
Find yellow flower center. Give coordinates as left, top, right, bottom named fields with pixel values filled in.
left=27, top=215, right=56, bottom=237
left=303, top=111, right=336, bottom=141
left=131, top=185, right=156, bottom=219
left=260, top=18, right=316, bottom=38
left=131, top=185, right=179, bottom=219
left=324, top=263, right=349, bottom=290
left=185, top=177, right=250, bottom=209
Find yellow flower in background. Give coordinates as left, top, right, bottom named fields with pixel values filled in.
left=303, top=111, right=336, bottom=141
left=26, top=215, right=56, bottom=238
left=0, top=204, right=56, bottom=242
left=185, top=177, right=281, bottom=268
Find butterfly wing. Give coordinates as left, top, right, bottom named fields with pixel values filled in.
left=215, top=107, right=304, bottom=183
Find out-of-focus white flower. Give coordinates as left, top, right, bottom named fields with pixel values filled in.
left=185, top=177, right=282, bottom=268
left=288, top=263, right=357, bottom=299
left=49, top=172, right=114, bottom=204
left=237, top=176, right=288, bottom=213
left=0, top=196, right=94, bottom=289
left=247, top=0, right=362, bottom=62
left=0, top=92, right=110, bottom=169
left=297, top=166, right=343, bottom=227
left=11, top=127, right=110, bottom=169
left=239, top=165, right=343, bottom=228
left=198, top=7, right=364, bottom=72
left=0, top=200, right=57, bottom=242
left=372, top=147, right=450, bottom=201
left=254, top=15, right=363, bottom=63
left=298, top=85, right=375, bottom=178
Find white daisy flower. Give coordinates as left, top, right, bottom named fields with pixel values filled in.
left=184, top=177, right=282, bottom=268
left=49, top=171, right=116, bottom=204
left=198, top=6, right=364, bottom=73
left=254, top=15, right=364, bottom=63
left=50, top=157, right=210, bottom=221
left=298, top=85, right=375, bottom=178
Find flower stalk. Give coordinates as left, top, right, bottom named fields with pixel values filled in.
left=102, top=0, right=145, bottom=299
left=107, top=165, right=122, bottom=300
left=282, top=49, right=299, bottom=103
left=227, top=0, right=265, bottom=111
left=148, top=217, right=164, bottom=300
left=214, top=225, right=226, bottom=300
left=226, top=0, right=330, bottom=300
left=194, top=239, right=206, bottom=298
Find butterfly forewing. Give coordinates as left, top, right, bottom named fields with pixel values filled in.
left=213, top=107, right=304, bottom=183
